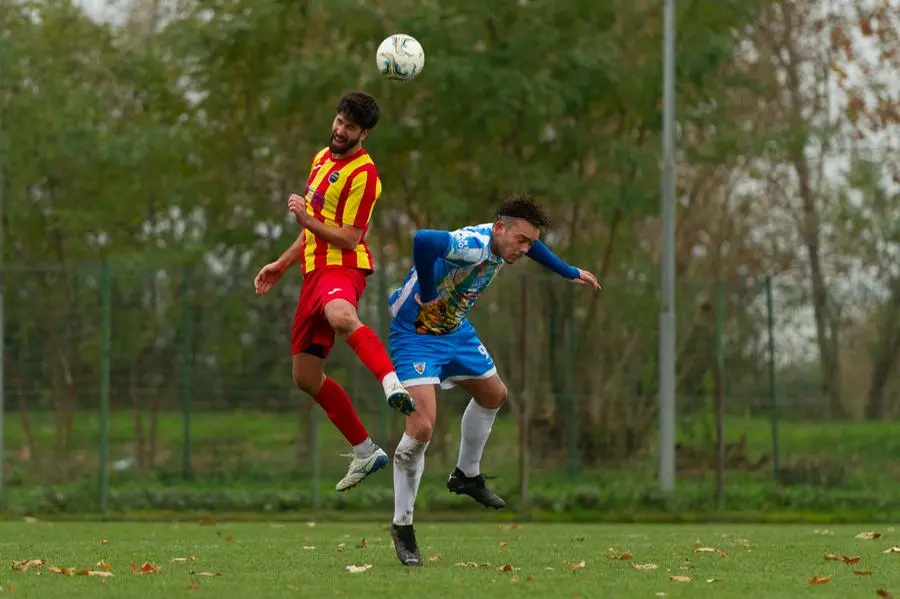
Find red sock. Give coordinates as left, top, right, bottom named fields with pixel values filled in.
left=314, top=377, right=368, bottom=446
left=346, top=325, right=395, bottom=383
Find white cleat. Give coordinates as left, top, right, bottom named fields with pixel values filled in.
left=335, top=447, right=389, bottom=492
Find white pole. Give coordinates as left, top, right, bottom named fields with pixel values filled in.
left=659, top=0, right=677, bottom=492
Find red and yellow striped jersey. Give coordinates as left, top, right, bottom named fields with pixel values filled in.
left=300, top=146, right=382, bottom=275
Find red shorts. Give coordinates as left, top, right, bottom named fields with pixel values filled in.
left=292, top=266, right=368, bottom=358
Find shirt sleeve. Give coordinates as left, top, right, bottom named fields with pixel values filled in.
left=413, top=230, right=452, bottom=303
left=344, top=166, right=381, bottom=229
left=526, top=240, right=580, bottom=279
left=443, top=229, right=490, bottom=266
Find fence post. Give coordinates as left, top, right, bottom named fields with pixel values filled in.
left=375, top=266, right=389, bottom=445
left=99, top=261, right=112, bottom=513
left=765, top=276, right=779, bottom=482
left=566, top=284, right=578, bottom=475
left=714, top=278, right=725, bottom=510
left=310, top=408, right=321, bottom=509
left=180, top=266, right=193, bottom=481
left=518, top=274, right=529, bottom=509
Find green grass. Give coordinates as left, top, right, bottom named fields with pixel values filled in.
left=2, top=521, right=900, bottom=598
left=8, top=409, right=900, bottom=519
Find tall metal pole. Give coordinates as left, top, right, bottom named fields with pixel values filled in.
left=0, top=107, right=6, bottom=509
left=658, top=0, right=677, bottom=492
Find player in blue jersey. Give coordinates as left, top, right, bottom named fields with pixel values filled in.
left=386, top=194, right=601, bottom=566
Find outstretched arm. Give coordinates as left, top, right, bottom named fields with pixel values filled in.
left=526, top=240, right=580, bottom=279
left=413, top=229, right=452, bottom=302
left=527, top=240, right=601, bottom=290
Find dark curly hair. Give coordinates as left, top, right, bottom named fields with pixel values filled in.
left=496, top=193, right=551, bottom=230
left=336, top=91, right=381, bottom=130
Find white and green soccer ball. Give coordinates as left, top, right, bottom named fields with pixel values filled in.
left=376, top=34, right=425, bottom=81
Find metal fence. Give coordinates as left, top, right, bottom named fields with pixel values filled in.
left=2, top=261, right=899, bottom=515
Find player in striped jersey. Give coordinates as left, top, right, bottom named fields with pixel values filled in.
left=385, top=194, right=601, bottom=565
left=254, top=91, right=414, bottom=492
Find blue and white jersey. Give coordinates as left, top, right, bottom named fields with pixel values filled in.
left=388, top=223, right=504, bottom=335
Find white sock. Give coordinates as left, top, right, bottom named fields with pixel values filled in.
left=352, top=437, right=376, bottom=459
left=381, top=371, right=402, bottom=395
left=392, top=432, right=428, bottom=526
left=456, top=399, right=499, bottom=478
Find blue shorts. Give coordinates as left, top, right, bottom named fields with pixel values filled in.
left=389, top=320, right=497, bottom=389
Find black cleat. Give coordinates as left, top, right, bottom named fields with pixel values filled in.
left=446, top=467, right=506, bottom=509
left=390, top=524, right=422, bottom=566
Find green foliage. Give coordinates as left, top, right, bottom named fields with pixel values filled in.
left=14, top=0, right=894, bottom=497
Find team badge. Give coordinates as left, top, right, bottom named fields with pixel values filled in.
left=328, top=171, right=340, bottom=183
left=413, top=362, right=426, bottom=375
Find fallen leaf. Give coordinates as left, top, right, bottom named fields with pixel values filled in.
left=99, top=539, right=109, bottom=545
left=306, top=521, right=317, bottom=528
left=630, top=563, right=659, bottom=571
left=843, top=555, right=861, bottom=566
left=198, top=517, right=216, bottom=526
left=427, top=555, right=439, bottom=562
left=498, top=564, right=514, bottom=573
left=302, top=546, right=316, bottom=550
left=136, top=562, right=160, bottom=574
left=606, top=552, right=632, bottom=561
left=543, top=567, right=554, bottom=571
left=856, top=532, right=882, bottom=540
left=191, top=572, right=222, bottom=577
left=500, top=541, right=508, bottom=549
left=49, top=566, right=74, bottom=576
left=566, top=560, right=586, bottom=572
left=670, top=576, right=691, bottom=583
left=824, top=554, right=842, bottom=562
left=511, top=575, right=519, bottom=583
left=225, top=535, right=234, bottom=543
left=719, top=550, right=730, bottom=558
left=497, top=523, right=520, bottom=531
left=188, top=583, right=199, bottom=591
left=706, top=578, right=719, bottom=583
left=358, top=539, right=368, bottom=549
left=808, top=575, right=833, bottom=585
left=695, top=547, right=717, bottom=553
left=76, top=569, right=113, bottom=577
left=854, top=570, right=873, bottom=576
left=884, top=547, right=900, bottom=554
left=876, top=590, right=894, bottom=599
left=11, top=559, right=45, bottom=571
left=345, top=564, right=373, bottom=574
left=95, top=560, right=113, bottom=571
left=171, top=557, right=196, bottom=563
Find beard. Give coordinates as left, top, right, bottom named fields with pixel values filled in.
left=329, top=131, right=360, bottom=154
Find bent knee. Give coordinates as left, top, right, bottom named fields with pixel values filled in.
left=292, top=367, right=324, bottom=396
left=399, top=413, right=434, bottom=449
left=477, top=380, right=508, bottom=410
left=324, top=301, right=361, bottom=337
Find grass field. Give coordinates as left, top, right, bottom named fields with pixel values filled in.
left=2, top=521, right=900, bottom=598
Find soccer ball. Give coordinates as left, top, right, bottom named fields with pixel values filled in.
left=376, top=34, right=425, bottom=81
